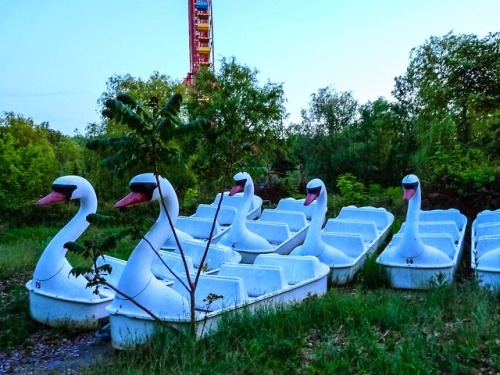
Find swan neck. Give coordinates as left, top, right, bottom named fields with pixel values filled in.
left=400, top=187, right=424, bottom=256
left=34, top=193, right=97, bottom=280
left=232, top=182, right=253, bottom=233
left=303, top=192, right=326, bottom=247
left=119, top=183, right=177, bottom=290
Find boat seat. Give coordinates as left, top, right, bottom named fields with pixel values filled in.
left=399, top=221, right=461, bottom=243
left=323, top=219, right=378, bottom=244
left=337, top=206, right=392, bottom=230
left=390, top=233, right=457, bottom=259
left=212, top=192, right=245, bottom=209
left=218, top=263, right=288, bottom=297
left=321, top=232, right=366, bottom=258
left=474, top=223, right=500, bottom=240
left=253, top=254, right=323, bottom=285
left=276, top=198, right=316, bottom=220
left=171, top=274, right=249, bottom=311
left=176, top=216, right=221, bottom=239
left=419, top=209, right=467, bottom=232
left=246, top=221, right=291, bottom=244
left=473, top=209, right=500, bottom=229
left=259, top=209, right=308, bottom=232
left=172, top=239, right=241, bottom=270
left=151, top=251, right=196, bottom=281
left=474, top=235, right=500, bottom=260
left=192, top=204, right=237, bottom=226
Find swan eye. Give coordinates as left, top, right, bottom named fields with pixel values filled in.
left=52, top=184, right=77, bottom=200
left=130, top=182, right=157, bottom=201
left=402, top=181, right=419, bottom=190
left=235, top=179, right=247, bottom=188
left=307, top=186, right=321, bottom=196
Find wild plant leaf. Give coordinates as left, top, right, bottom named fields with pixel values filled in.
left=86, top=213, right=122, bottom=226
left=104, top=99, right=148, bottom=135
left=99, top=235, right=118, bottom=252
left=96, top=263, right=112, bottom=275
left=64, top=241, right=85, bottom=255
left=158, top=93, right=182, bottom=119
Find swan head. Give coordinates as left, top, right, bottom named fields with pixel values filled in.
left=229, top=172, right=253, bottom=196
left=36, top=175, right=95, bottom=205
left=304, top=178, right=326, bottom=206
left=402, top=174, right=420, bottom=202
left=115, top=173, right=171, bottom=208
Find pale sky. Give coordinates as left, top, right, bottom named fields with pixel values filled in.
left=0, top=0, right=498, bottom=135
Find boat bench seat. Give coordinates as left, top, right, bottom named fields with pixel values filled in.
left=323, top=219, right=378, bottom=244
left=173, top=240, right=238, bottom=270
left=171, top=274, right=248, bottom=311
left=337, top=206, right=391, bottom=230
left=212, top=192, right=245, bottom=209
left=151, top=251, right=196, bottom=281
left=254, top=254, right=323, bottom=285
left=474, top=223, right=500, bottom=241
left=246, top=221, right=291, bottom=244
left=321, top=232, right=366, bottom=258
left=473, top=209, right=500, bottom=229
left=391, top=233, right=457, bottom=259
left=276, top=199, right=315, bottom=220
left=474, top=235, right=500, bottom=260
left=419, top=209, right=467, bottom=232
left=218, top=263, right=289, bottom=297
left=176, top=216, right=221, bottom=239
left=192, top=204, right=237, bottom=226
left=260, top=209, right=308, bottom=232
left=418, top=221, right=461, bottom=243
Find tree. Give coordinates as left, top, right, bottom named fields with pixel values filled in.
left=184, top=57, right=288, bottom=193
left=291, top=86, right=358, bottom=189
left=85, top=73, right=197, bottom=200
left=351, top=98, right=408, bottom=186
left=0, top=113, right=58, bottom=198
left=392, top=32, right=500, bottom=182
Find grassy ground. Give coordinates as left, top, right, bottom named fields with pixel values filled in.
left=1, top=225, right=499, bottom=374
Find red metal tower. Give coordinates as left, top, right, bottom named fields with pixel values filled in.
left=185, top=0, right=214, bottom=84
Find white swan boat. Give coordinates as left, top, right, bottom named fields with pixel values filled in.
left=377, top=174, right=467, bottom=289
left=216, top=172, right=311, bottom=263
left=25, top=176, right=114, bottom=329
left=290, top=179, right=394, bottom=284
left=471, top=209, right=500, bottom=290
left=106, top=173, right=330, bottom=349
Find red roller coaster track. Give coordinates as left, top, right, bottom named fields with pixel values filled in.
left=185, top=0, right=214, bottom=84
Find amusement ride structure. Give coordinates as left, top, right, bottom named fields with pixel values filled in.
left=185, top=0, right=214, bottom=84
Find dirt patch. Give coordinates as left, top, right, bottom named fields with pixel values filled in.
left=0, top=330, right=112, bottom=374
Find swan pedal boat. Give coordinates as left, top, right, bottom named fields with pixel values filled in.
left=377, top=174, right=467, bottom=289
left=216, top=172, right=315, bottom=263
left=26, top=176, right=114, bottom=329
left=288, top=179, right=394, bottom=284
left=108, top=254, right=330, bottom=349
left=471, top=209, right=500, bottom=290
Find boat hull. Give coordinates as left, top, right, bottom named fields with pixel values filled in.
left=108, top=255, right=329, bottom=349
left=381, top=264, right=457, bottom=289
left=26, top=281, right=113, bottom=329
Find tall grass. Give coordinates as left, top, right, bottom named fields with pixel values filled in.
left=83, top=283, right=499, bottom=374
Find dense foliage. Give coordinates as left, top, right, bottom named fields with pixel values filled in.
left=1, top=31, right=499, bottom=224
